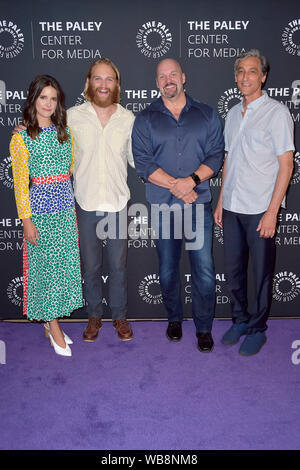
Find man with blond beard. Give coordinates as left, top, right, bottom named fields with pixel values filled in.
left=67, top=58, right=135, bottom=342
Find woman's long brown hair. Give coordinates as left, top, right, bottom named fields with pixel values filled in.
left=23, top=75, right=69, bottom=144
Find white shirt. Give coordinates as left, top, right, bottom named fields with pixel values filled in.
left=223, top=91, right=294, bottom=214
left=67, top=101, right=135, bottom=212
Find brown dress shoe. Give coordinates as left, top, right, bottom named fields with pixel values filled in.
left=83, top=317, right=102, bottom=342
left=113, top=319, right=133, bottom=341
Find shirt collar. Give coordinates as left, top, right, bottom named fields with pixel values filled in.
left=239, top=90, right=268, bottom=112
left=152, top=93, right=194, bottom=113
left=84, top=100, right=122, bottom=119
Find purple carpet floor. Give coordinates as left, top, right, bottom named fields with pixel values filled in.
left=0, top=319, right=299, bottom=450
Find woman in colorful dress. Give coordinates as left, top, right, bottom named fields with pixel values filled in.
left=10, top=75, right=83, bottom=357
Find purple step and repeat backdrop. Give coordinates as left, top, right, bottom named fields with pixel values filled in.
left=0, top=0, right=299, bottom=320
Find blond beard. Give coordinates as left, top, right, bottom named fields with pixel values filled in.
left=87, top=83, right=118, bottom=108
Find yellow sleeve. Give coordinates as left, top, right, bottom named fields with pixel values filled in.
left=10, top=133, right=32, bottom=219
left=69, top=127, right=74, bottom=174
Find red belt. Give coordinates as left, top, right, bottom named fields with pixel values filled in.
left=31, top=173, right=70, bottom=185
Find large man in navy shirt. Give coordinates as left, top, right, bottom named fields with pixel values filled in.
left=132, top=58, right=224, bottom=352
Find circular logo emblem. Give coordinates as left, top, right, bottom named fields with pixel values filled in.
left=217, top=88, right=243, bottom=119
left=214, top=224, right=224, bottom=244
left=138, top=274, right=163, bottom=304
left=75, top=91, right=87, bottom=107
left=0, top=20, right=24, bottom=59
left=281, top=19, right=300, bottom=56
left=291, top=151, right=300, bottom=185
left=273, top=271, right=300, bottom=302
left=136, top=21, right=172, bottom=59
left=7, top=277, right=23, bottom=307
left=0, top=156, right=13, bottom=189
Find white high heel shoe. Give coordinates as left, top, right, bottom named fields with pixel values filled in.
left=48, top=332, right=72, bottom=357
left=44, top=322, right=73, bottom=344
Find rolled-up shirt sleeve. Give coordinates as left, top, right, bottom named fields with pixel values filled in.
left=203, top=109, right=225, bottom=175
left=132, top=113, right=160, bottom=182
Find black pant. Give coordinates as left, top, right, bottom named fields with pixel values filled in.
left=223, top=210, right=276, bottom=333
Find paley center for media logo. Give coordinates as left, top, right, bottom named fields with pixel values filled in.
left=7, top=276, right=23, bottom=307
left=75, top=91, right=86, bottom=107
left=0, top=20, right=24, bottom=58
left=138, top=273, right=163, bottom=305
left=281, top=18, right=300, bottom=56
left=0, top=80, right=27, bottom=128
left=38, top=20, right=103, bottom=60
left=136, top=20, right=172, bottom=59
left=217, top=87, right=243, bottom=119
left=273, top=271, right=300, bottom=303
left=214, top=224, right=224, bottom=244
left=291, top=151, right=300, bottom=185
left=0, top=155, right=13, bottom=189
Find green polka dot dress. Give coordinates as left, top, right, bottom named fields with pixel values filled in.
left=10, top=126, right=83, bottom=321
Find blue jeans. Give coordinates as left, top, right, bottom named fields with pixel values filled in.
left=76, top=202, right=128, bottom=320
left=223, top=209, right=276, bottom=333
left=154, top=203, right=215, bottom=333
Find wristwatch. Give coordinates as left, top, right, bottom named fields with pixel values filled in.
left=190, top=172, right=201, bottom=186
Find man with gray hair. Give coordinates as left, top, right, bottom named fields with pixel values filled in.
left=214, top=49, right=294, bottom=355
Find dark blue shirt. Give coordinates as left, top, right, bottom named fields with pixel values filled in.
left=132, top=94, right=224, bottom=206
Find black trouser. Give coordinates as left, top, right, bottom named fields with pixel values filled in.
left=223, top=210, right=276, bottom=333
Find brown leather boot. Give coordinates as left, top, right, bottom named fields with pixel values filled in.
left=83, top=317, right=102, bottom=342
left=113, top=319, right=133, bottom=341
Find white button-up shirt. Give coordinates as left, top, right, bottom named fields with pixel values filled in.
left=223, top=91, right=294, bottom=214
left=67, top=101, right=135, bottom=212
